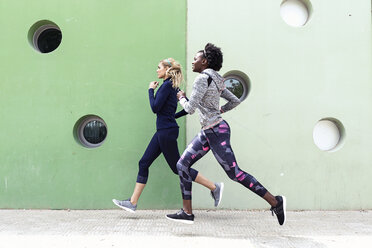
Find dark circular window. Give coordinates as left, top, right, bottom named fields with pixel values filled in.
left=224, top=78, right=244, bottom=99
left=223, top=71, right=251, bottom=101
left=74, top=115, right=108, bottom=148
left=83, top=120, right=107, bottom=144
left=36, top=26, right=62, bottom=53
left=28, top=21, right=62, bottom=53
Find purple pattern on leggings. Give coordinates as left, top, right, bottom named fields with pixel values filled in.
left=177, top=120, right=268, bottom=200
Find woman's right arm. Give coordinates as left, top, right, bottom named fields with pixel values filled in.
left=179, top=75, right=208, bottom=114
left=148, top=82, right=171, bottom=113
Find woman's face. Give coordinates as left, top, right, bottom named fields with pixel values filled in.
left=157, top=62, right=168, bottom=79
left=192, top=52, right=207, bottom=73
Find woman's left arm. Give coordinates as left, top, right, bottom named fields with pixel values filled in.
left=175, top=109, right=188, bottom=119
left=220, top=89, right=241, bottom=113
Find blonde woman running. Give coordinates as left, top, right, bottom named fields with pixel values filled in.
left=113, top=58, right=223, bottom=212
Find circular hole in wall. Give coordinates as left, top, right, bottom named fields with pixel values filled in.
left=222, top=70, right=251, bottom=101
left=280, top=0, right=313, bottom=27
left=313, top=118, right=345, bottom=152
left=28, top=20, right=62, bottom=53
left=74, top=115, right=108, bottom=148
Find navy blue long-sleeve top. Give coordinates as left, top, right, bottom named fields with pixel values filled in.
left=148, top=78, right=180, bottom=130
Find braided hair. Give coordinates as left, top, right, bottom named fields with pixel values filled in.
left=199, top=43, right=223, bottom=71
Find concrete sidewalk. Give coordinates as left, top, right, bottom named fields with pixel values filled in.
left=0, top=209, right=371, bottom=248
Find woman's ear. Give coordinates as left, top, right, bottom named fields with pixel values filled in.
left=201, top=58, right=208, bottom=66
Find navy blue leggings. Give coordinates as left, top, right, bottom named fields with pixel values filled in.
left=137, top=127, right=199, bottom=184
left=177, top=120, right=268, bottom=200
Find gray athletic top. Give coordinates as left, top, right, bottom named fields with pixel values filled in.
left=179, top=68, right=241, bottom=129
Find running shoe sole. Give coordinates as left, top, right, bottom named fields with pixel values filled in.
left=112, top=199, right=136, bottom=213
left=215, top=182, right=224, bottom=207
left=281, top=195, right=287, bottom=226
left=165, top=215, right=194, bottom=224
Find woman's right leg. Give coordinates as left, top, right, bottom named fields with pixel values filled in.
left=176, top=131, right=210, bottom=214
left=131, top=132, right=162, bottom=205
left=130, top=183, right=146, bottom=205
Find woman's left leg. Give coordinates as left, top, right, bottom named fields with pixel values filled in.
left=158, top=128, right=216, bottom=191
left=204, top=120, right=277, bottom=206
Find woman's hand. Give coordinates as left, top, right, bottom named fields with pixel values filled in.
left=149, top=81, right=159, bottom=89
left=177, top=90, right=186, bottom=100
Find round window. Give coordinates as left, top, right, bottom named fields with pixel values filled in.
left=313, top=118, right=345, bottom=152
left=28, top=20, right=62, bottom=53
left=75, top=115, right=108, bottom=148
left=280, top=0, right=313, bottom=27
left=223, top=71, right=251, bottom=101
left=224, top=77, right=245, bottom=99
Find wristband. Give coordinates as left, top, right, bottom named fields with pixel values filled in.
left=179, top=97, right=187, bottom=106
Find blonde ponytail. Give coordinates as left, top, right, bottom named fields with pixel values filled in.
left=161, top=58, right=183, bottom=89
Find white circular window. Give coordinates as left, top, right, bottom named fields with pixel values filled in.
left=280, top=0, right=312, bottom=27
left=74, top=115, right=108, bottom=148
left=223, top=70, right=251, bottom=101
left=28, top=20, right=62, bottom=53
left=313, top=118, right=345, bottom=152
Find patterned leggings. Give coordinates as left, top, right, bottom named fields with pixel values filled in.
left=177, top=120, right=268, bottom=200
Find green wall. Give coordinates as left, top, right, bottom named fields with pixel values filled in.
left=188, top=0, right=372, bottom=210
left=0, top=0, right=186, bottom=209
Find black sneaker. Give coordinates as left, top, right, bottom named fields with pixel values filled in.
left=166, top=209, right=194, bottom=224
left=270, top=195, right=286, bottom=226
